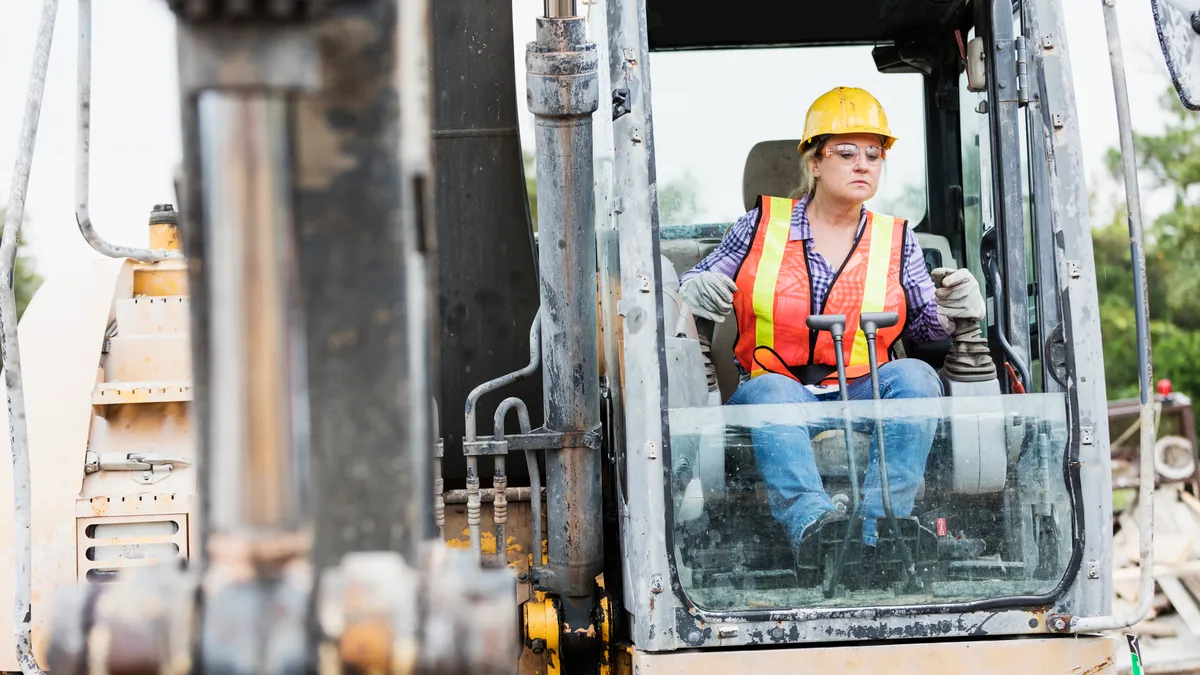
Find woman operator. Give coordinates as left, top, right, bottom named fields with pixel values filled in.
left=678, top=86, right=986, bottom=565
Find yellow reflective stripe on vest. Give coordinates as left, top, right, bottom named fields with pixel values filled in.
left=849, top=213, right=898, bottom=366
left=751, top=197, right=794, bottom=375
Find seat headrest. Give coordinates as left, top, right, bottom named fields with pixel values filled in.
left=742, top=140, right=804, bottom=213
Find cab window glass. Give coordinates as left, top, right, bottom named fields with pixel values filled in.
left=649, top=45, right=928, bottom=230
left=655, top=43, right=1073, bottom=612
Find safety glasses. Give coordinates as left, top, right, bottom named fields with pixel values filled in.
left=822, top=143, right=886, bottom=164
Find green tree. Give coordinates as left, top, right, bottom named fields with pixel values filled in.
left=523, top=150, right=539, bottom=231
left=523, top=153, right=702, bottom=228
left=1096, top=88, right=1200, bottom=401
left=657, top=174, right=701, bottom=225
left=0, top=206, right=43, bottom=319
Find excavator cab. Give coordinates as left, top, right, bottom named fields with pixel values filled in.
left=595, top=0, right=1127, bottom=661
left=651, top=3, right=1069, bottom=607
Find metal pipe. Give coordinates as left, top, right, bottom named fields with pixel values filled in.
left=435, top=441, right=445, bottom=536
left=1071, top=0, right=1155, bottom=632
left=466, top=455, right=482, bottom=560
left=527, top=14, right=601, bottom=598
left=197, top=92, right=308, bottom=540
left=544, top=0, right=577, bottom=18
left=4, top=3, right=58, bottom=673
left=495, top=398, right=534, bottom=568
left=493, top=455, right=507, bottom=564
left=525, top=450, right=543, bottom=569
left=75, top=0, right=180, bottom=263
left=463, top=311, right=540, bottom=561
left=464, top=308, right=541, bottom=443
left=443, top=487, right=539, bottom=504
left=434, top=398, right=444, bottom=538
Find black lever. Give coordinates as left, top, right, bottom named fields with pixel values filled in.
left=806, top=314, right=848, bottom=336
left=805, top=314, right=861, bottom=597
left=861, top=315, right=920, bottom=592
left=859, top=311, right=899, bottom=333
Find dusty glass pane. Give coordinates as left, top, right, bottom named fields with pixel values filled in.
left=668, top=393, right=1072, bottom=610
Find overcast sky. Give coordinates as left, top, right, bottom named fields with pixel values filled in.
left=0, top=0, right=1188, bottom=281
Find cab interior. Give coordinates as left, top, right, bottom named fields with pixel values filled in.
left=645, top=0, right=1075, bottom=609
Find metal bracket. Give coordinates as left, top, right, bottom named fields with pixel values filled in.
left=85, top=451, right=191, bottom=485
left=462, top=427, right=603, bottom=456
left=612, top=88, right=631, bottom=121
left=462, top=439, right=510, bottom=456
left=508, top=427, right=602, bottom=452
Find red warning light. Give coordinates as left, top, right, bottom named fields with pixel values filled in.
left=1157, top=378, right=1173, bottom=397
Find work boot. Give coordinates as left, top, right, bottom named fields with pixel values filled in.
left=792, top=508, right=845, bottom=568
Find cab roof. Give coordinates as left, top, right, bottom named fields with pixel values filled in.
left=646, top=0, right=973, bottom=51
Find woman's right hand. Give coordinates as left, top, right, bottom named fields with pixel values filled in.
left=681, top=271, right=739, bottom=323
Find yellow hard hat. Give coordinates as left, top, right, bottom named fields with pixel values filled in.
left=799, top=86, right=897, bottom=152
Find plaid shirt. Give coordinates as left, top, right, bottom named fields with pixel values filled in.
left=679, top=195, right=949, bottom=373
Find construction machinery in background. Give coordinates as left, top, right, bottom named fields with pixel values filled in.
left=3, top=0, right=1200, bottom=673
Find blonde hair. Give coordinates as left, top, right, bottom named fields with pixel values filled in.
left=789, top=137, right=825, bottom=200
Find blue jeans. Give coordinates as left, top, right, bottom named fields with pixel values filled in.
left=726, top=359, right=942, bottom=547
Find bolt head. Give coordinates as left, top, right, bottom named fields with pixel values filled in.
left=1051, top=617, right=1068, bottom=631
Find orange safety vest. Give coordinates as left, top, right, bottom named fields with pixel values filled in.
left=732, top=195, right=909, bottom=387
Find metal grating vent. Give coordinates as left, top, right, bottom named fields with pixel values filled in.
left=77, top=514, right=189, bottom=584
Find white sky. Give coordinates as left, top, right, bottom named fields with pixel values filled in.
left=0, top=0, right=1188, bottom=281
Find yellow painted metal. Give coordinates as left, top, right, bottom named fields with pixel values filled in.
left=149, top=222, right=182, bottom=252
left=523, top=591, right=561, bottom=675
left=133, top=261, right=189, bottom=297
left=630, top=635, right=1120, bottom=675
left=597, top=583, right=613, bottom=675
left=0, top=203, right=198, bottom=669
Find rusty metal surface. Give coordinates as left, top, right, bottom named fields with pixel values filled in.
left=318, top=546, right=519, bottom=675
left=526, top=14, right=602, bottom=600
left=200, top=557, right=312, bottom=675
left=47, top=564, right=199, bottom=675
left=288, top=0, right=433, bottom=569
left=176, top=24, right=320, bottom=92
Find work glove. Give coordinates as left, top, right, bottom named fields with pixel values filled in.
left=680, top=271, right=738, bottom=323
left=931, top=267, right=985, bottom=331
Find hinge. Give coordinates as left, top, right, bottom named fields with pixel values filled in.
left=85, top=450, right=191, bottom=485
left=1015, top=35, right=1030, bottom=106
